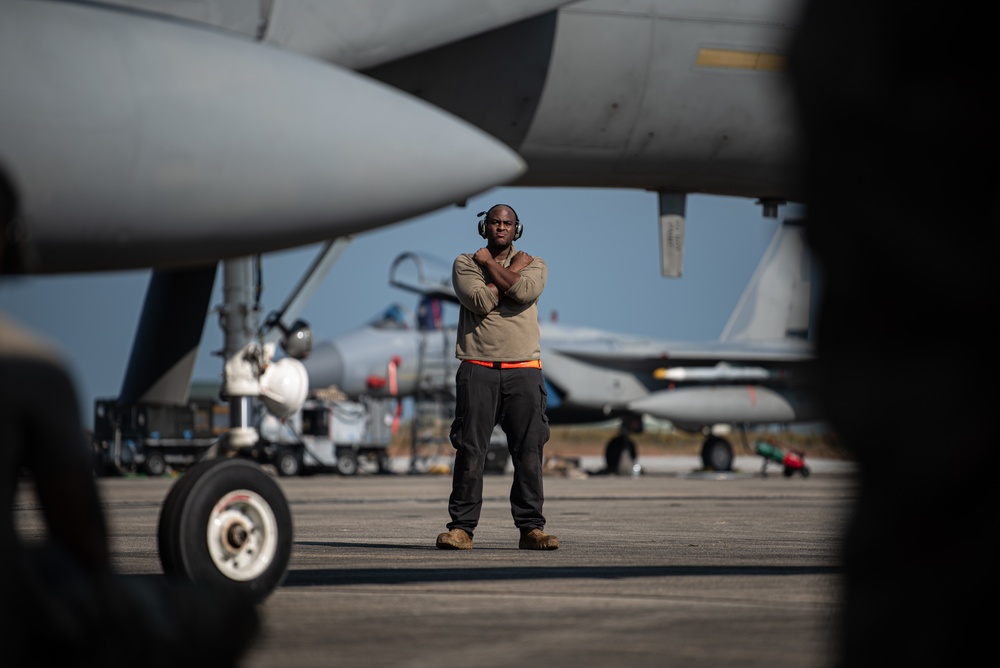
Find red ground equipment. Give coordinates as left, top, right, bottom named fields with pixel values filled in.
left=754, top=438, right=810, bottom=477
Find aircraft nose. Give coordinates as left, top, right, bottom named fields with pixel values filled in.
left=0, top=1, right=526, bottom=272
left=303, top=343, right=345, bottom=393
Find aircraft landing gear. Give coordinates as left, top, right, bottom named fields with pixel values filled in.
left=601, top=414, right=642, bottom=475
left=700, top=435, right=734, bottom=471
left=155, top=255, right=311, bottom=603
left=158, top=456, right=293, bottom=604
left=604, top=434, right=637, bottom=475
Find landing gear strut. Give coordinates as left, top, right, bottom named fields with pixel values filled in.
left=603, top=414, right=642, bottom=474
left=157, top=256, right=307, bottom=603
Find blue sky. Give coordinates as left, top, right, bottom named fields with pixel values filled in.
left=0, top=187, right=801, bottom=426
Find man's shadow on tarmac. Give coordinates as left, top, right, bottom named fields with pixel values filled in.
left=281, top=561, right=840, bottom=588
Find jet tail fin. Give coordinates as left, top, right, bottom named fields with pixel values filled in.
left=389, top=251, right=458, bottom=303
left=718, top=219, right=811, bottom=343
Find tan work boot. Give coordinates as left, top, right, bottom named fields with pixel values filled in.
left=518, top=528, right=559, bottom=550
left=436, top=528, right=473, bottom=550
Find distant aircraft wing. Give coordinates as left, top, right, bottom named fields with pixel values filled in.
left=548, top=339, right=814, bottom=369
left=541, top=323, right=812, bottom=369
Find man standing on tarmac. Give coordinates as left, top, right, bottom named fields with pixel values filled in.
left=436, top=203, right=559, bottom=551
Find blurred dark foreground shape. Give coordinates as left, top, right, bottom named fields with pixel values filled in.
left=1, top=176, right=258, bottom=667
left=788, top=1, right=999, bottom=666
left=0, top=314, right=260, bottom=668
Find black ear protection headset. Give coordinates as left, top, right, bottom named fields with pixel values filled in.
left=477, top=204, right=522, bottom=241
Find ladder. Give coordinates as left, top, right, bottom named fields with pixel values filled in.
left=408, top=324, right=457, bottom=473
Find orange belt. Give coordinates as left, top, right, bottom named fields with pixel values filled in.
left=466, top=359, right=542, bottom=370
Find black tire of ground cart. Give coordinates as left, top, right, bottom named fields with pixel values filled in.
left=143, top=450, right=168, bottom=477
left=275, top=448, right=301, bottom=477
left=335, top=447, right=359, bottom=476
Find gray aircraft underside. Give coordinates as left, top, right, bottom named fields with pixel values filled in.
left=1, top=0, right=803, bottom=274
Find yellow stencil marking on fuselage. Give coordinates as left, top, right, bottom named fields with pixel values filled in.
left=696, top=48, right=786, bottom=71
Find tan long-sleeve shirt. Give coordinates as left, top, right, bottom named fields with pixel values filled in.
left=452, top=246, right=547, bottom=362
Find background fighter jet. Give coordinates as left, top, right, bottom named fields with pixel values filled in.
left=302, top=216, right=818, bottom=472
left=543, top=217, right=818, bottom=470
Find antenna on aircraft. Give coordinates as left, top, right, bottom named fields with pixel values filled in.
left=755, top=198, right=786, bottom=218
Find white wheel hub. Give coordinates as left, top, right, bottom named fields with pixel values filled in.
left=206, top=489, right=278, bottom=581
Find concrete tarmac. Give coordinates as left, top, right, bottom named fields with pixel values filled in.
left=15, top=456, right=856, bottom=668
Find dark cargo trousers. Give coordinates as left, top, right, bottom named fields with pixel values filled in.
left=446, top=362, right=550, bottom=538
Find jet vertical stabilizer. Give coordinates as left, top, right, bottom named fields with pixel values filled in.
left=718, top=220, right=811, bottom=343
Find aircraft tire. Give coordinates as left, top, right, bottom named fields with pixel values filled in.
left=158, top=463, right=204, bottom=576
left=159, top=458, right=292, bottom=603
left=701, top=436, right=734, bottom=472
left=605, top=435, right=637, bottom=475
